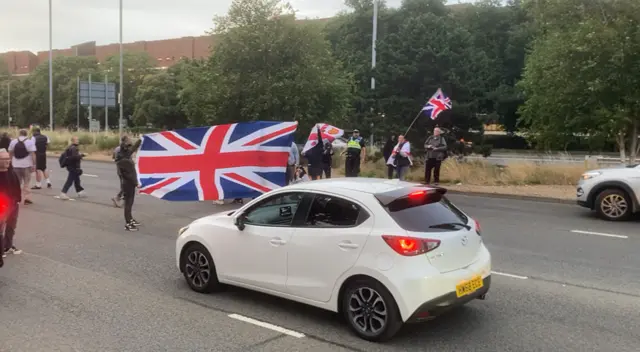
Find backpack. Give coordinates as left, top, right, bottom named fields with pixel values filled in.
left=59, top=148, right=68, bottom=168
left=13, top=140, right=29, bottom=159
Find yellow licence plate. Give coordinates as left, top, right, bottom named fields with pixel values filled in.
left=455, top=275, right=484, bottom=298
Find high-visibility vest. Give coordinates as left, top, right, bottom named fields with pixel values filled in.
left=347, top=137, right=363, bottom=150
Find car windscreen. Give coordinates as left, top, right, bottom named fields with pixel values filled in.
left=385, top=197, right=469, bottom=232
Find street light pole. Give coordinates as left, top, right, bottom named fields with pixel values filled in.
left=118, top=0, right=124, bottom=137
left=49, top=0, right=54, bottom=130
left=7, top=81, right=10, bottom=127
left=371, top=0, right=378, bottom=90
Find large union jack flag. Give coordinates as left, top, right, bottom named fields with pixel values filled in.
left=136, top=121, right=298, bottom=201
left=421, top=88, right=452, bottom=120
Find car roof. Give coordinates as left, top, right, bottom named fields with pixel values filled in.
left=286, top=178, right=436, bottom=195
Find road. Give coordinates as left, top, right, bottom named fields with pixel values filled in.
left=1, top=159, right=639, bottom=352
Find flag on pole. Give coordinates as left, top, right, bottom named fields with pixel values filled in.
left=301, top=123, right=345, bottom=154
left=386, top=141, right=413, bottom=166
left=135, top=121, right=298, bottom=201
left=421, top=88, right=452, bottom=120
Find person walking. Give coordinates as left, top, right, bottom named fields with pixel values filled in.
left=343, top=129, right=366, bottom=177
left=111, top=144, right=124, bottom=207
left=424, top=127, right=448, bottom=185
left=116, top=139, right=141, bottom=231
left=393, top=135, right=412, bottom=181
left=286, top=141, right=299, bottom=185
left=0, top=147, right=23, bottom=260
left=8, top=129, right=36, bottom=205
left=321, top=139, right=334, bottom=179
left=30, top=127, right=52, bottom=190
left=383, top=135, right=397, bottom=179
left=58, top=136, right=86, bottom=200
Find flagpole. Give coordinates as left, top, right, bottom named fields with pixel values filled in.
left=404, top=111, right=423, bottom=136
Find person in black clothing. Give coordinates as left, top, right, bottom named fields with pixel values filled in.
left=31, top=127, right=52, bottom=189
left=116, top=139, right=141, bottom=231
left=321, top=140, right=333, bottom=179
left=303, top=125, right=325, bottom=180
left=383, top=135, right=397, bottom=179
left=58, top=136, right=86, bottom=200
left=0, top=147, right=22, bottom=262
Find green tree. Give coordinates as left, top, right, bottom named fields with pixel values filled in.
left=519, top=0, right=640, bottom=161
left=132, top=70, right=187, bottom=129
left=198, top=0, right=354, bottom=135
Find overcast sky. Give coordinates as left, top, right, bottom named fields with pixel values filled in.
left=0, top=0, right=421, bottom=53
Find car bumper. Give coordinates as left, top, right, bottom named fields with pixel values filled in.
left=406, top=276, right=491, bottom=323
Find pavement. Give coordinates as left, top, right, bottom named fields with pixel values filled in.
left=1, top=158, right=639, bottom=352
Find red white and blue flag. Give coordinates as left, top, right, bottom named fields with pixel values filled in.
left=136, top=121, right=298, bottom=201
left=421, top=88, right=452, bottom=120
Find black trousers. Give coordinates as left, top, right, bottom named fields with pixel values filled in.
left=387, top=164, right=395, bottom=179
left=424, top=158, right=442, bottom=184
left=345, top=156, right=360, bottom=177
left=116, top=172, right=124, bottom=199
left=62, top=168, right=84, bottom=194
left=123, top=184, right=136, bottom=223
left=322, top=162, right=332, bottom=179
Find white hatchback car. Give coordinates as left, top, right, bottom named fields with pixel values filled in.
left=176, top=178, right=492, bottom=342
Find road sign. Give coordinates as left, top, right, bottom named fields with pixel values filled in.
left=89, top=119, right=101, bottom=132
left=79, top=81, right=117, bottom=108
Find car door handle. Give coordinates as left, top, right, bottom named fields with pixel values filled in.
left=338, top=241, right=359, bottom=250
left=270, top=238, right=286, bottom=246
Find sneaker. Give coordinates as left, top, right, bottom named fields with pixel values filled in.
left=125, top=223, right=138, bottom=232
left=213, top=200, right=224, bottom=205
left=58, top=193, right=70, bottom=200
left=7, top=247, right=22, bottom=255
left=77, top=191, right=87, bottom=198
left=31, top=185, right=42, bottom=190
left=47, top=182, right=52, bottom=189
left=24, top=199, right=33, bottom=205
left=111, top=197, right=122, bottom=208
left=131, top=219, right=141, bottom=226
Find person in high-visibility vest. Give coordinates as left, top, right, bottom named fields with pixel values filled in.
left=342, top=129, right=366, bottom=177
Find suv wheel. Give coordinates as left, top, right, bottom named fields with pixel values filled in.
left=595, top=189, right=632, bottom=221
left=342, top=278, right=403, bottom=342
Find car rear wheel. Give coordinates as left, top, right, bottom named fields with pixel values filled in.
left=595, top=189, right=632, bottom=221
left=182, top=243, right=223, bottom=293
left=342, top=278, right=403, bottom=342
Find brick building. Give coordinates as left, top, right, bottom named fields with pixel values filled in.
left=0, top=18, right=329, bottom=76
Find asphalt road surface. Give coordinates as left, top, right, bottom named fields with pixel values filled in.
left=1, top=159, right=639, bottom=352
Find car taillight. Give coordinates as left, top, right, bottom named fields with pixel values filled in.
left=382, top=235, right=440, bottom=256
left=474, top=218, right=481, bottom=236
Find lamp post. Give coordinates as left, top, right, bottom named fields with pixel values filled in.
left=118, top=0, right=124, bottom=137
left=48, top=0, right=54, bottom=130
left=371, top=0, right=378, bottom=90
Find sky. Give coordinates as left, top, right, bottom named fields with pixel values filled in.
left=0, top=0, right=414, bottom=53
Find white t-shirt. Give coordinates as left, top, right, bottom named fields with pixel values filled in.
left=8, top=136, right=37, bottom=168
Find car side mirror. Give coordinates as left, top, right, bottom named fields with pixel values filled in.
left=234, top=214, right=246, bottom=231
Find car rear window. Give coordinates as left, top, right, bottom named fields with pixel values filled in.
left=385, top=197, right=469, bottom=232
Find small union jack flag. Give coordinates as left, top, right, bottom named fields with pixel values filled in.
left=135, top=121, right=298, bottom=201
left=421, top=88, right=452, bottom=120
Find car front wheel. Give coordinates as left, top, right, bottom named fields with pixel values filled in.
left=595, top=189, right=632, bottom=221
left=342, top=278, right=403, bottom=342
left=181, top=242, right=223, bottom=293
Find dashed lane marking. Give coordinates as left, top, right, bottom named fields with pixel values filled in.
left=570, top=230, right=628, bottom=239
left=83, top=174, right=99, bottom=178
left=228, top=313, right=305, bottom=338
left=491, top=271, right=528, bottom=280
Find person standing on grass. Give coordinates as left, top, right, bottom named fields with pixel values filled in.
left=116, top=139, right=141, bottom=231
left=286, top=141, right=299, bottom=185
left=321, top=139, right=334, bottom=179
left=31, top=127, right=52, bottom=190
left=304, top=126, right=324, bottom=180
left=0, top=148, right=23, bottom=260
left=392, top=135, right=412, bottom=181
left=383, top=135, right=397, bottom=179
left=342, top=129, right=366, bottom=177
left=8, top=129, right=36, bottom=205
left=424, top=127, right=448, bottom=185
left=58, top=136, right=86, bottom=200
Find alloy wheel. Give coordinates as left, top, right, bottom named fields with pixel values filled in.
left=601, top=193, right=628, bottom=219
left=185, top=251, right=211, bottom=288
left=348, top=287, right=388, bottom=336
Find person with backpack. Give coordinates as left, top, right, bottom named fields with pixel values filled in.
left=58, top=136, right=86, bottom=200
left=30, top=127, right=52, bottom=190
left=8, top=129, right=37, bottom=205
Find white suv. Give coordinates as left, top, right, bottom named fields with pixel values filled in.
left=577, top=164, right=640, bottom=221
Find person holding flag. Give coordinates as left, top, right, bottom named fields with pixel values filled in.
left=386, top=135, right=412, bottom=181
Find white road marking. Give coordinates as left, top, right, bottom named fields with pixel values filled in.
left=570, top=230, right=628, bottom=239
left=492, top=271, right=528, bottom=280
left=53, top=196, right=76, bottom=201
left=228, top=313, right=305, bottom=338
left=83, top=174, right=99, bottom=178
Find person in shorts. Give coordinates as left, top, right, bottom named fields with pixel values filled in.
left=8, top=129, right=36, bottom=205
left=31, top=127, right=52, bottom=189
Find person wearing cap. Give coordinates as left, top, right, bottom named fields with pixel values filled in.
left=342, top=129, right=366, bottom=177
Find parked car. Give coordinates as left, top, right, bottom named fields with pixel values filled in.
left=176, top=178, right=491, bottom=342
left=576, top=164, right=640, bottom=221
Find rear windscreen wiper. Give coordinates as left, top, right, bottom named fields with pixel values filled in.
left=428, top=222, right=471, bottom=230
